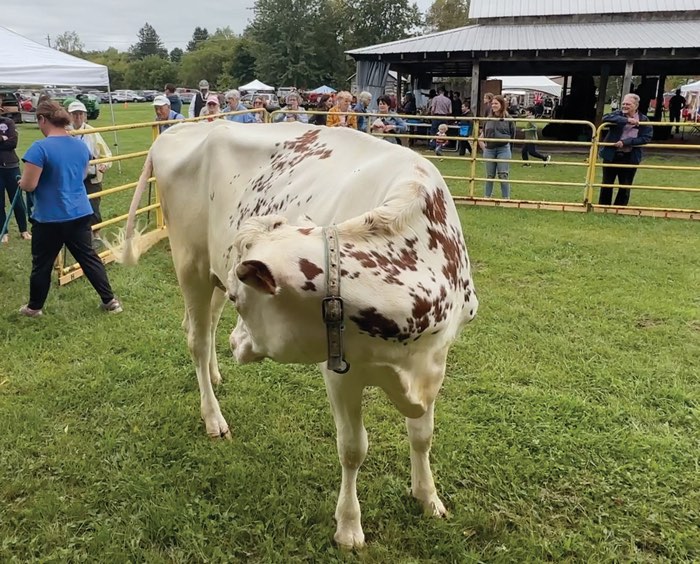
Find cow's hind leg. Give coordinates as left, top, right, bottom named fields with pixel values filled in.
left=406, top=399, right=447, bottom=517
left=322, top=365, right=367, bottom=549
left=404, top=350, right=448, bottom=516
left=181, top=273, right=230, bottom=439
left=208, top=288, right=227, bottom=386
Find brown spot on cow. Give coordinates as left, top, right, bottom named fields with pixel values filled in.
left=299, top=258, right=323, bottom=281
left=298, top=227, right=314, bottom=235
left=423, top=188, right=448, bottom=226
left=350, top=307, right=409, bottom=341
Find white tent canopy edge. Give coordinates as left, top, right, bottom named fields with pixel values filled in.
left=239, top=79, right=275, bottom=92
left=0, top=25, right=109, bottom=86
left=489, top=76, right=562, bottom=98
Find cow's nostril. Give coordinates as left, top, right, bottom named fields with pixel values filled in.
left=227, top=293, right=237, bottom=303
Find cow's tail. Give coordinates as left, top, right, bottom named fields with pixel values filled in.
left=105, top=153, right=153, bottom=265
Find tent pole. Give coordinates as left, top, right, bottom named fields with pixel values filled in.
left=106, top=82, right=121, bottom=174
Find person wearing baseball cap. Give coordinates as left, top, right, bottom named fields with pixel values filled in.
left=189, top=79, right=210, bottom=119
left=68, top=99, right=112, bottom=238
left=199, top=93, right=222, bottom=121
left=153, top=95, right=184, bottom=133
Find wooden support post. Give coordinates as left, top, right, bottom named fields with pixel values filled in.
left=470, top=59, right=480, bottom=117
left=622, top=60, right=634, bottom=98
left=396, top=72, right=403, bottom=106
left=595, top=65, right=610, bottom=125
left=654, top=74, right=666, bottom=122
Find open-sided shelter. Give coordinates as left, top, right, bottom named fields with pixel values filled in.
left=348, top=0, right=700, bottom=136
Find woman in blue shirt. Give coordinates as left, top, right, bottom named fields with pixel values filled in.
left=18, top=101, right=121, bottom=317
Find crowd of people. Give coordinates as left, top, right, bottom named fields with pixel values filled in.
left=1, top=79, right=658, bottom=318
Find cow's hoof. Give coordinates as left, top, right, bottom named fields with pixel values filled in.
left=204, top=415, right=231, bottom=440
left=334, top=526, right=365, bottom=550
left=417, top=494, right=448, bottom=518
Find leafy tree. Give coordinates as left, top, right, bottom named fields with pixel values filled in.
left=54, top=31, right=84, bottom=54
left=424, top=0, right=471, bottom=32
left=187, top=27, right=210, bottom=51
left=84, top=47, right=131, bottom=90
left=125, top=55, right=179, bottom=89
left=212, top=27, right=237, bottom=40
left=170, top=47, right=184, bottom=63
left=339, top=0, right=422, bottom=50
left=228, top=38, right=257, bottom=85
left=179, top=37, right=239, bottom=88
left=249, top=0, right=348, bottom=88
left=129, top=23, right=168, bottom=60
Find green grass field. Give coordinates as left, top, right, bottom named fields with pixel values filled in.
left=1, top=105, right=699, bottom=562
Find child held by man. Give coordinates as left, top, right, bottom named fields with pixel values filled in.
left=434, top=123, right=449, bottom=156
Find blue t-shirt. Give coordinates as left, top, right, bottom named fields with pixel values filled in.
left=23, top=136, right=93, bottom=223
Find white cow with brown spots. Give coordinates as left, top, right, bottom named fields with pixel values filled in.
left=114, top=120, right=478, bottom=549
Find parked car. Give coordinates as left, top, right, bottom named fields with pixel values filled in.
left=111, top=89, right=146, bottom=103
left=138, top=90, right=159, bottom=102
left=0, top=89, right=22, bottom=123
left=175, top=88, right=196, bottom=104
left=88, top=90, right=111, bottom=103
left=276, top=87, right=297, bottom=102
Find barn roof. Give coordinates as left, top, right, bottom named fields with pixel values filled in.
left=468, top=0, right=699, bottom=19
left=346, top=20, right=700, bottom=56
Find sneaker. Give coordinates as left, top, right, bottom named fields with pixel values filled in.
left=20, top=231, right=32, bottom=240
left=1, top=234, right=8, bottom=244
left=19, top=304, right=43, bottom=317
left=544, top=155, right=552, bottom=167
left=522, top=162, right=531, bottom=167
left=435, top=148, right=443, bottom=156
left=100, top=298, right=123, bottom=314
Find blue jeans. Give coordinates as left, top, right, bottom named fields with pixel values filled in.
left=483, top=145, right=511, bottom=198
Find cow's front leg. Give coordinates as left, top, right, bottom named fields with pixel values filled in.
left=406, top=400, right=447, bottom=517
left=322, top=366, right=367, bottom=549
left=181, top=276, right=230, bottom=439
left=208, top=288, right=227, bottom=386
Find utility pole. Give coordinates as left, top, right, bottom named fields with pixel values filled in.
left=46, top=34, right=51, bottom=47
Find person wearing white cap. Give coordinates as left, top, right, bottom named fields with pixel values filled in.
left=188, top=79, right=210, bottom=119
left=68, top=100, right=112, bottom=235
left=153, top=95, right=184, bottom=133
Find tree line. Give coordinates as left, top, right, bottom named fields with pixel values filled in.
left=53, top=0, right=471, bottom=91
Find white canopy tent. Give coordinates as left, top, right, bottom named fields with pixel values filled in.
left=239, top=79, right=275, bottom=92
left=680, top=79, right=700, bottom=94
left=310, top=85, right=336, bottom=94
left=0, top=26, right=109, bottom=86
left=489, top=76, right=562, bottom=98
left=0, top=26, right=120, bottom=168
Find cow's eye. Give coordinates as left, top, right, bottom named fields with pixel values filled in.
left=227, top=292, right=237, bottom=303
left=245, top=243, right=252, bottom=250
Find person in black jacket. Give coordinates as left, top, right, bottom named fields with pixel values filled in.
left=0, top=113, right=30, bottom=243
left=598, top=93, right=653, bottom=206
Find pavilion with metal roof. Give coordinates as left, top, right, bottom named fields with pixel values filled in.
left=348, top=0, right=700, bottom=134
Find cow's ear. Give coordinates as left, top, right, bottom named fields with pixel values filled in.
left=235, top=260, right=277, bottom=295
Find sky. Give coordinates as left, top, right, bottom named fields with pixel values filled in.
left=2, top=0, right=434, bottom=52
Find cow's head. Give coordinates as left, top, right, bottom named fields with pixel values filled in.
left=227, top=215, right=331, bottom=365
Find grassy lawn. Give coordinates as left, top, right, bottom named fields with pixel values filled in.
left=1, top=105, right=699, bottom=562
